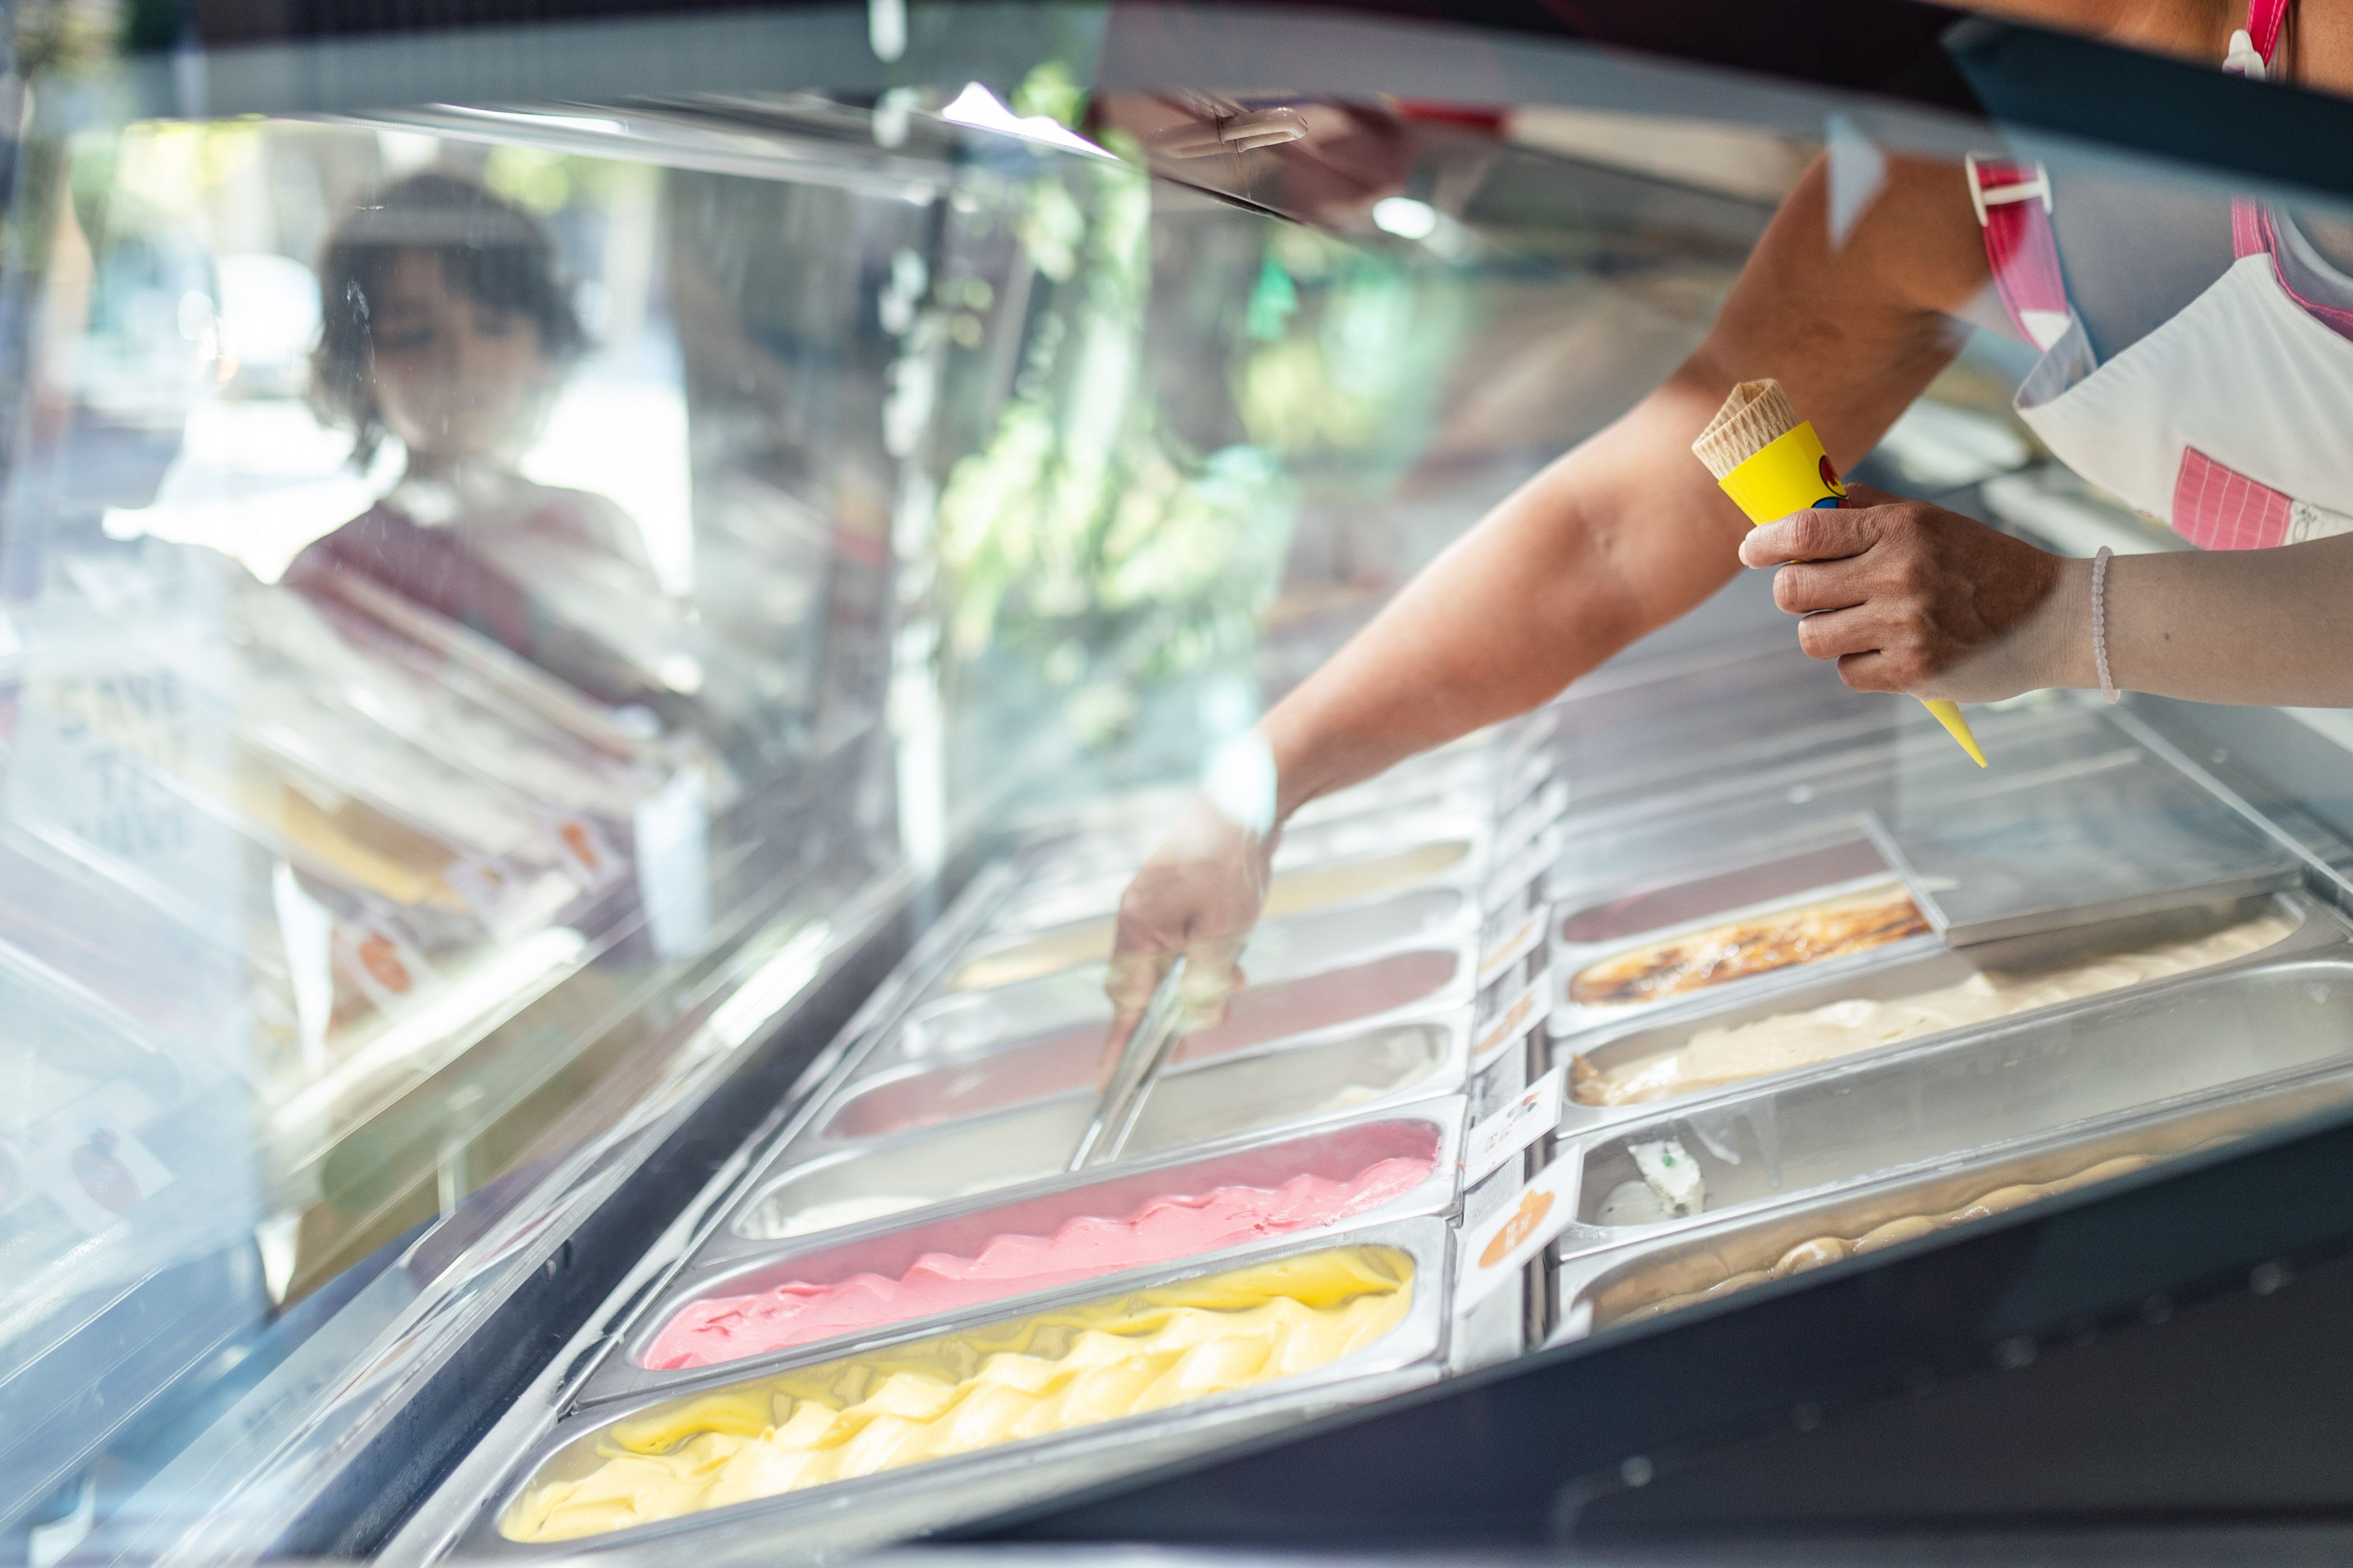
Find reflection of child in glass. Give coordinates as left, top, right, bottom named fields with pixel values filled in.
left=290, top=172, right=658, bottom=706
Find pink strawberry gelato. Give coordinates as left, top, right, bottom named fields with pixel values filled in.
left=640, top=1154, right=1433, bottom=1370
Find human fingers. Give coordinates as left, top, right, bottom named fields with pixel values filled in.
left=1793, top=603, right=1890, bottom=663
left=1770, top=557, right=1874, bottom=616
left=1177, top=925, right=1251, bottom=1030
left=1739, top=504, right=1884, bottom=569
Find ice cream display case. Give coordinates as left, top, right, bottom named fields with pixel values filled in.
left=7, top=0, right=2353, bottom=1562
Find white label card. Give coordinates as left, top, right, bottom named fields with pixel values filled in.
left=1459, top=1155, right=1581, bottom=1309
left=1479, top=904, right=1550, bottom=986
left=1475, top=966, right=1551, bottom=1060
left=1466, top=1066, right=1564, bottom=1185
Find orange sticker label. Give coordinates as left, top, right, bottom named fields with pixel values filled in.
left=1481, top=1189, right=1555, bottom=1269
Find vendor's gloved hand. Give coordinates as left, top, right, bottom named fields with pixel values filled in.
left=1741, top=483, right=2076, bottom=702
left=1099, top=794, right=1276, bottom=1088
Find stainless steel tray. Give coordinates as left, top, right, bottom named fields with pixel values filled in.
left=815, top=943, right=1474, bottom=1145
left=1867, top=724, right=2301, bottom=944
left=1543, top=949, right=2353, bottom=1263
left=980, top=808, right=1484, bottom=941
left=1003, top=772, right=1493, bottom=901
left=738, top=1010, right=1473, bottom=1241
left=463, top=1218, right=1452, bottom=1562
left=1547, top=865, right=1939, bottom=1038
left=1548, top=640, right=1916, bottom=817
left=587, top=1106, right=1466, bottom=1405
left=1549, top=1059, right=2353, bottom=1342
left=876, top=884, right=1475, bottom=1070
left=1553, top=889, right=2332, bottom=1129
left=1540, top=700, right=2107, bottom=903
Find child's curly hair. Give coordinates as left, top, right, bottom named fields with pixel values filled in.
left=310, top=171, right=588, bottom=465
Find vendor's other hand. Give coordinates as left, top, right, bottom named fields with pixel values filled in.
left=1099, top=796, right=1276, bottom=1088
left=1741, top=483, right=2071, bottom=703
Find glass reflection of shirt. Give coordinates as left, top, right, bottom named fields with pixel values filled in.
left=286, top=485, right=658, bottom=711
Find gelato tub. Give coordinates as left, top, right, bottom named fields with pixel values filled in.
left=1554, top=951, right=2353, bottom=1254
left=500, top=1242, right=1421, bottom=1542
left=1555, top=1060, right=2353, bottom=1337
left=739, top=1027, right=1463, bottom=1242
left=890, top=886, right=1470, bottom=1066
left=948, top=841, right=1472, bottom=993
left=1564, top=882, right=1930, bottom=1011
left=634, top=1115, right=1451, bottom=1376
left=820, top=949, right=1461, bottom=1144
left=1570, top=901, right=2303, bottom=1107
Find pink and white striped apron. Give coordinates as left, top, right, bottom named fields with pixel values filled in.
left=1967, top=0, right=2353, bottom=549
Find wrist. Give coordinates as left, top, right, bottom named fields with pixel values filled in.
left=2037, top=554, right=2100, bottom=691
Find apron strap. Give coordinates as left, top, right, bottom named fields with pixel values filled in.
left=2247, top=0, right=2290, bottom=63
left=1965, top=154, right=2072, bottom=350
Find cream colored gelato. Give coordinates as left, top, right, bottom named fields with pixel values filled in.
left=1602, top=1151, right=2160, bottom=1328
left=1573, top=913, right=2292, bottom=1107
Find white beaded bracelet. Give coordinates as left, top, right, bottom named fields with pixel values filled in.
left=2091, top=545, right=2119, bottom=704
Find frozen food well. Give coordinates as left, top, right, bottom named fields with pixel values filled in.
left=615, top=1111, right=1458, bottom=1388
left=491, top=1227, right=1443, bottom=1548
left=1553, top=872, right=1934, bottom=1029
left=821, top=950, right=1462, bottom=1143
left=738, top=1025, right=1464, bottom=1241
left=1555, top=953, right=2353, bottom=1252
left=948, top=841, right=1474, bottom=992
left=1554, top=1062, right=2353, bottom=1338
left=1565, top=892, right=2317, bottom=1110
left=889, top=886, right=1470, bottom=1065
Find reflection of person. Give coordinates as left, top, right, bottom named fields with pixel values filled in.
left=289, top=173, right=658, bottom=706
left=1108, top=0, right=2353, bottom=1047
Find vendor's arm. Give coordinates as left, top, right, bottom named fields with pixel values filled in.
left=1105, top=154, right=1989, bottom=1036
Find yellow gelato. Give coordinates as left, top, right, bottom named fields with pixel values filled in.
left=1573, top=913, right=2292, bottom=1107
left=504, top=1246, right=1413, bottom=1541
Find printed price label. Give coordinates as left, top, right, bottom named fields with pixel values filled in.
left=1459, top=1156, right=1580, bottom=1308
left=1475, top=966, right=1552, bottom=1060
left=1466, top=1066, right=1564, bottom=1185
left=1479, top=904, right=1550, bottom=986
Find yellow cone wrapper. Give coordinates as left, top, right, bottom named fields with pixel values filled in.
left=1694, top=381, right=1986, bottom=767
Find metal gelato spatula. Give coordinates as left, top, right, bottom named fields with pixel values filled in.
left=1068, top=956, right=1190, bottom=1172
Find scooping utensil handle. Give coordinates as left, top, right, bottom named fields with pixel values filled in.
left=1069, top=957, right=1190, bottom=1172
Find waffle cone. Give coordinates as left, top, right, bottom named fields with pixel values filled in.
left=1692, top=378, right=1801, bottom=480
